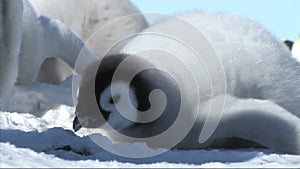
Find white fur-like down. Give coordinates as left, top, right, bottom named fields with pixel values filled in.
left=29, top=0, right=148, bottom=57
left=28, top=0, right=148, bottom=84
left=122, top=12, right=300, bottom=117
left=100, top=81, right=138, bottom=131
left=17, top=0, right=97, bottom=85
left=117, top=12, right=300, bottom=153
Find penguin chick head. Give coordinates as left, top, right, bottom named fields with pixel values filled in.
left=73, top=53, right=180, bottom=136
left=73, top=54, right=151, bottom=132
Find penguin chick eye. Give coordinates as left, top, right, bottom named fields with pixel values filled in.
left=109, top=95, right=121, bottom=104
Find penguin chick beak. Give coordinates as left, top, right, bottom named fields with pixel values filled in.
left=73, top=116, right=82, bottom=132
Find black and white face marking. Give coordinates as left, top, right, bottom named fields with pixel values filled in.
left=92, top=54, right=180, bottom=137
left=100, top=80, right=138, bottom=131
left=93, top=54, right=143, bottom=131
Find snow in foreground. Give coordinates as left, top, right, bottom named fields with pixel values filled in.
left=1, top=77, right=300, bottom=168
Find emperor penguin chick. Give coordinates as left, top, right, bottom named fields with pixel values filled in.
left=74, top=12, right=300, bottom=154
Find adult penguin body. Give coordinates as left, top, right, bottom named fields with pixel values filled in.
left=74, top=12, right=300, bottom=154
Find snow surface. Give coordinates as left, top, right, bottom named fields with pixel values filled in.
left=1, top=76, right=300, bottom=168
